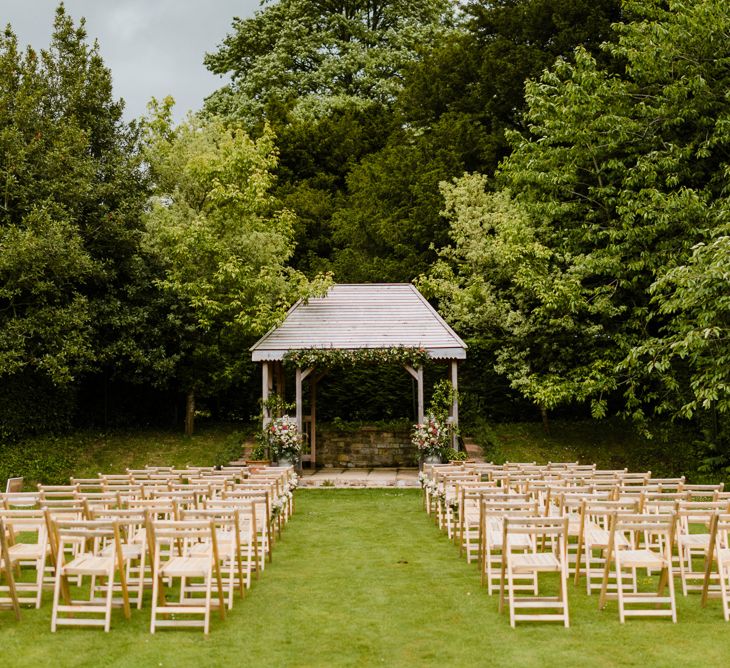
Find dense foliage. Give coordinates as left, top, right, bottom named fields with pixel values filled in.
left=2, top=1, right=729, bottom=472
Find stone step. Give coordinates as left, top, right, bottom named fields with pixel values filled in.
left=298, top=468, right=420, bottom=489
left=462, top=438, right=485, bottom=462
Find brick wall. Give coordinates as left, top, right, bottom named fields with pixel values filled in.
left=316, top=425, right=416, bottom=468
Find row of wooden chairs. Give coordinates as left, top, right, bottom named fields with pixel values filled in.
left=420, top=462, right=729, bottom=627
left=0, top=465, right=298, bottom=633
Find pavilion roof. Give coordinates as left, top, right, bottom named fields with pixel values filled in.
left=250, top=283, right=467, bottom=362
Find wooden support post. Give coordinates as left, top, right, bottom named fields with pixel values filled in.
left=417, top=365, right=425, bottom=424
left=295, top=367, right=313, bottom=432
left=262, top=362, right=271, bottom=426
left=310, top=378, right=317, bottom=468
left=450, top=360, right=459, bottom=450
left=275, top=362, right=285, bottom=404
left=295, top=367, right=303, bottom=432
left=404, top=364, right=425, bottom=423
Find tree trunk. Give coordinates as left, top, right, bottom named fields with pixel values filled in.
left=185, top=390, right=195, bottom=437
left=540, top=405, right=550, bottom=435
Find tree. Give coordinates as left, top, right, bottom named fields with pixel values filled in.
left=329, top=0, right=622, bottom=283
left=204, top=1, right=456, bottom=278
left=142, top=101, right=330, bottom=434
left=0, top=6, right=149, bottom=434
left=423, top=0, right=730, bottom=429
left=204, top=0, right=454, bottom=126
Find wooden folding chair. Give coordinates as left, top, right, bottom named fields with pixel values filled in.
left=88, top=508, right=149, bottom=609
left=479, top=497, right=537, bottom=595
left=2, top=491, right=40, bottom=509
left=181, top=508, right=246, bottom=609
left=675, top=500, right=730, bottom=596
left=574, top=499, right=639, bottom=594
left=458, top=482, right=497, bottom=562
left=42, top=501, right=87, bottom=585
left=438, top=472, right=478, bottom=538
left=50, top=519, right=131, bottom=632
left=0, top=509, right=50, bottom=608
left=70, top=477, right=104, bottom=494
left=499, top=516, right=570, bottom=627
left=149, top=519, right=225, bottom=634
left=599, top=512, right=677, bottom=622
left=0, top=518, right=21, bottom=620
left=222, top=489, right=272, bottom=569
left=702, top=511, right=730, bottom=619
left=554, top=491, right=611, bottom=577
left=205, top=499, right=258, bottom=585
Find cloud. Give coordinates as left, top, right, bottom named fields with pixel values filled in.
left=3, top=0, right=261, bottom=122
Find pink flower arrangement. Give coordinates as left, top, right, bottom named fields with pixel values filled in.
left=267, top=416, right=303, bottom=458
left=411, top=414, right=448, bottom=457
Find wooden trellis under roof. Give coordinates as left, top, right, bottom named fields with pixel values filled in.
left=250, top=283, right=467, bottom=467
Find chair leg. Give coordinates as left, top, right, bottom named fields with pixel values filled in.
left=560, top=567, right=570, bottom=628
left=51, top=568, right=63, bottom=632
left=616, top=558, right=625, bottom=624
left=204, top=568, right=212, bottom=635
left=678, top=544, right=688, bottom=596
left=35, top=557, right=45, bottom=609
left=667, top=563, right=677, bottom=623
left=104, top=573, right=114, bottom=632
left=507, top=559, right=516, bottom=628
left=150, top=556, right=160, bottom=634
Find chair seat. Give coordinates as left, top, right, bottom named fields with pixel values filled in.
left=678, top=534, right=710, bottom=549
left=101, top=543, right=143, bottom=559
left=567, top=518, right=583, bottom=534
left=161, top=556, right=212, bottom=578
left=717, top=548, right=730, bottom=563
left=586, top=528, right=629, bottom=548
left=487, top=519, right=534, bottom=549
left=190, top=536, right=237, bottom=556
left=510, top=552, right=561, bottom=572
left=8, top=543, right=47, bottom=560
left=617, top=549, right=667, bottom=569
left=488, top=533, right=533, bottom=550
left=63, top=554, right=115, bottom=576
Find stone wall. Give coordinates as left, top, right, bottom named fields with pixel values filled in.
left=316, top=424, right=416, bottom=468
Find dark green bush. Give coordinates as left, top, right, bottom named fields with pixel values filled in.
left=0, top=371, right=76, bottom=442
left=0, top=435, right=84, bottom=487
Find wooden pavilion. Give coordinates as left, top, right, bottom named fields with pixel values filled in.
left=250, top=283, right=467, bottom=467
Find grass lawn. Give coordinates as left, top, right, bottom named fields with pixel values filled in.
left=1, top=489, right=727, bottom=667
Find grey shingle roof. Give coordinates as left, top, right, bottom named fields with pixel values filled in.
left=250, top=284, right=467, bottom=362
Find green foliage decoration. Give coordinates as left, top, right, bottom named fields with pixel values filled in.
left=283, top=346, right=429, bottom=369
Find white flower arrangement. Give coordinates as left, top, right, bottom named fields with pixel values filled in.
left=411, top=414, right=448, bottom=457
left=271, top=495, right=287, bottom=519
left=267, top=416, right=303, bottom=460
left=288, top=473, right=299, bottom=491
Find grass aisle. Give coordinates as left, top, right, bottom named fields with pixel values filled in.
left=1, top=489, right=727, bottom=666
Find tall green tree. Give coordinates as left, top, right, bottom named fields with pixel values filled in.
left=204, top=0, right=456, bottom=277
left=204, top=0, right=454, bottom=125
left=424, top=0, right=730, bottom=431
left=330, top=0, right=621, bottom=282
left=0, top=6, right=150, bottom=436
left=142, top=101, right=330, bottom=434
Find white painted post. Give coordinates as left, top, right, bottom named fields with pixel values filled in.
left=450, top=360, right=459, bottom=450
left=417, top=365, right=425, bottom=424
left=310, top=378, right=317, bottom=468
left=295, top=367, right=303, bottom=431
left=262, top=361, right=271, bottom=426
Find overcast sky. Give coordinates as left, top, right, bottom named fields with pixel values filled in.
left=2, top=0, right=260, bottom=122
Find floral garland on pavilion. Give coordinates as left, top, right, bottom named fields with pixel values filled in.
left=283, top=346, right=429, bottom=369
